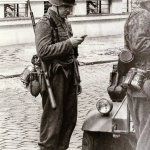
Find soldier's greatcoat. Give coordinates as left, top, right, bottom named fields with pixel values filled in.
left=35, top=8, right=79, bottom=150
left=125, top=6, right=150, bottom=150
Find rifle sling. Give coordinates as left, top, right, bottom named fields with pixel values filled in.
left=49, top=17, right=59, bottom=42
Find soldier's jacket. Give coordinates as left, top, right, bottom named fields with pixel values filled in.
left=124, top=7, right=150, bottom=70
left=35, top=8, right=75, bottom=61
left=124, top=7, right=150, bottom=97
left=35, top=8, right=80, bottom=92
left=125, top=7, right=150, bottom=150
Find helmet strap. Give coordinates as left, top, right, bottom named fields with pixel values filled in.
left=56, top=6, right=66, bottom=20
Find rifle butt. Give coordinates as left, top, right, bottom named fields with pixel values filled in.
left=41, top=61, right=56, bottom=109
left=47, top=87, right=56, bottom=109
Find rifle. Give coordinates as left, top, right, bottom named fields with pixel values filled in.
left=28, top=0, right=56, bottom=109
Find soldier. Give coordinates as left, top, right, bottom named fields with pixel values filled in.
left=35, top=0, right=85, bottom=149
left=124, top=0, right=150, bottom=149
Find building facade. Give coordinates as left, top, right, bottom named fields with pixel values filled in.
left=0, top=0, right=134, bottom=46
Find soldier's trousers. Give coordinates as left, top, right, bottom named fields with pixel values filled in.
left=38, top=69, right=77, bottom=150
left=127, top=93, right=150, bottom=150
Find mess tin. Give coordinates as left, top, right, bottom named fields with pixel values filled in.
left=118, top=50, right=134, bottom=76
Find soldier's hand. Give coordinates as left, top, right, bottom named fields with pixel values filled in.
left=69, top=37, right=84, bottom=47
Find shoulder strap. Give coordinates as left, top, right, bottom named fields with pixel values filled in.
left=49, top=17, right=59, bottom=42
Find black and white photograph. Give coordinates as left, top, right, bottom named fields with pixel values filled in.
left=0, top=0, right=150, bottom=150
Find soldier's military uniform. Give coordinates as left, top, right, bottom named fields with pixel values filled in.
left=35, top=6, right=80, bottom=150
left=124, top=1, right=150, bottom=149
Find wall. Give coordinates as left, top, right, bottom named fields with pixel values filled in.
left=0, top=19, right=35, bottom=46
left=110, top=0, right=123, bottom=14
left=73, top=1, right=87, bottom=16
left=0, top=0, right=44, bottom=46
left=0, top=0, right=44, bottom=19
left=0, top=14, right=128, bottom=46
left=29, top=1, right=44, bottom=18
left=0, top=0, right=129, bottom=46
left=70, top=14, right=128, bottom=37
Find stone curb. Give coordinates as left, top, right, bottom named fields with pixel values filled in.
left=0, top=59, right=117, bottom=79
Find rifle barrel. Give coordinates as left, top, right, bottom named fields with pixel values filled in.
left=28, top=0, right=56, bottom=109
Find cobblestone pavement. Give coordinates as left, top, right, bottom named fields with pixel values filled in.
left=0, top=35, right=124, bottom=150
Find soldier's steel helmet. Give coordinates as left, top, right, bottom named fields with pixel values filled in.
left=49, top=0, right=76, bottom=6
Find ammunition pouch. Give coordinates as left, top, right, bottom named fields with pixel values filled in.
left=107, top=64, right=126, bottom=102
left=123, top=68, right=147, bottom=91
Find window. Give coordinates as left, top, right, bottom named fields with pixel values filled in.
left=87, top=0, right=132, bottom=15
left=4, top=3, right=28, bottom=18
left=87, top=0, right=110, bottom=15
left=44, top=1, right=52, bottom=14
left=122, top=0, right=132, bottom=13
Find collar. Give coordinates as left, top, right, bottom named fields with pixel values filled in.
left=47, top=8, right=66, bottom=25
left=47, top=8, right=71, bottom=38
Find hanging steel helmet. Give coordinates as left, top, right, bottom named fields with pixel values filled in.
left=49, top=0, right=76, bottom=6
